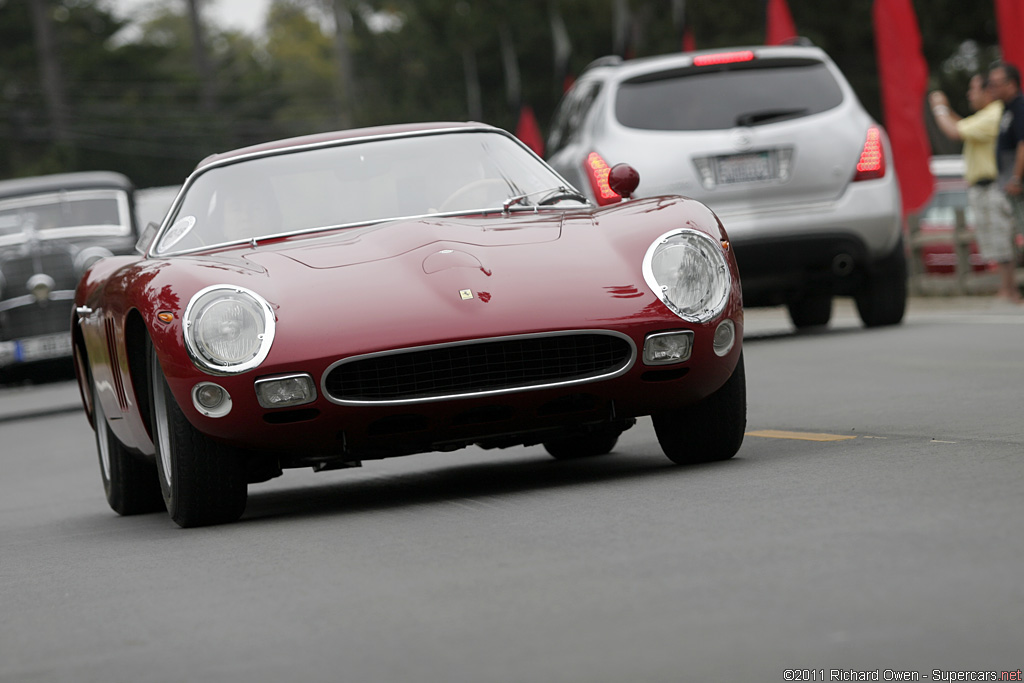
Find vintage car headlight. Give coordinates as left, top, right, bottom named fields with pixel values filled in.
left=183, top=285, right=275, bottom=374
left=74, top=246, right=114, bottom=275
left=26, top=273, right=55, bottom=303
left=642, top=229, right=731, bottom=323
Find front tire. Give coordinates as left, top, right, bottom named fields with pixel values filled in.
left=91, top=378, right=164, bottom=515
left=149, top=344, right=247, bottom=527
left=652, top=353, right=746, bottom=465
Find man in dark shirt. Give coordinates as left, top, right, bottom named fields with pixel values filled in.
left=990, top=63, right=1024, bottom=189
left=987, top=61, right=1024, bottom=300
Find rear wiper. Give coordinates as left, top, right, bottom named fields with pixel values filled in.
left=735, top=108, right=808, bottom=126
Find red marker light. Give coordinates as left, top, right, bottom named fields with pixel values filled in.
left=693, top=50, right=756, bottom=67
left=853, top=126, right=885, bottom=181
left=585, top=152, right=622, bottom=205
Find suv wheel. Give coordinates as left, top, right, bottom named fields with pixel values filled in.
left=855, top=238, right=907, bottom=328
left=788, top=292, right=833, bottom=329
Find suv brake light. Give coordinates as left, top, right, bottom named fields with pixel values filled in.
left=853, top=126, right=885, bottom=181
left=692, top=50, right=756, bottom=67
left=584, top=152, right=622, bottom=205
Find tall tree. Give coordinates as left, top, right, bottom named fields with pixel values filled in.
left=185, top=0, right=217, bottom=114
left=330, top=0, right=356, bottom=128
left=28, top=0, right=70, bottom=145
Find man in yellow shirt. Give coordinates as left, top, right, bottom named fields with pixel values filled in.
left=930, top=74, right=1020, bottom=302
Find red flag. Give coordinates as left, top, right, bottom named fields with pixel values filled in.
left=765, top=0, right=797, bottom=45
left=994, top=0, right=1024, bottom=72
left=516, top=105, right=545, bottom=157
left=873, top=0, right=933, bottom=214
left=682, top=27, right=696, bottom=52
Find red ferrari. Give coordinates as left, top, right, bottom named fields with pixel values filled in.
left=73, top=123, right=745, bottom=527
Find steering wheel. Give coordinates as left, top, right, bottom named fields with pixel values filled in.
left=439, top=178, right=510, bottom=212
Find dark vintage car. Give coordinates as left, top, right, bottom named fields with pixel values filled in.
left=73, top=122, right=746, bottom=527
left=0, top=171, right=138, bottom=380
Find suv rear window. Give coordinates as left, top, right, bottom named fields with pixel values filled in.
left=615, top=61, right=844, bottom=131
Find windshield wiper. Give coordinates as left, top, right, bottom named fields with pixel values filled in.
left=537, top=187, right=588, bottom=206
left=502, top=186, right=589, bottom=214
left=735, top=108, right=808, bottom=127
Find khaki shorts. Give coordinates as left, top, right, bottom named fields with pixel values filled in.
left=970, top=184, right=1015, bottom=263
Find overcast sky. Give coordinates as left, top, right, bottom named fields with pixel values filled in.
left=103, top=0, right=274, bottom=36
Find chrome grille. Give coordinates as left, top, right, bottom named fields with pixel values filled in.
left=0, top=301, right=72, bottom=341
left=324, top=332, right=635, bottom=404
left=1, top=251, right=77, bottom=291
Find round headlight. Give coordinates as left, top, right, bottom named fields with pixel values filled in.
left=74, top=246, right=113, bottom=275
left=184, top=285, right=275, bottom=374
left=642, top=229, right=731, bottom=323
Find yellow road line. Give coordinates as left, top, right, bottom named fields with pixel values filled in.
left=746, top=429, right=857, bottom=442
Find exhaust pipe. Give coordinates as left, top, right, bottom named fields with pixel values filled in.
left=832, top=253, right=855, bottom=276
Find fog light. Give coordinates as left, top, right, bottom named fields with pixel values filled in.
left=643, top=331, right=694, bottom=365
left=192, top=382, right=232, bottom=418
left=255, top=373, right=316, bottom=409
left=26, top=273, right=55, bottom=303
left=713, top=319, right=736, bottom=357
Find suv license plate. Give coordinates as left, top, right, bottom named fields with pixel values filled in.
left=16, top=333, right=73, bottom=362
left=716, top=152, right=774, bottom=184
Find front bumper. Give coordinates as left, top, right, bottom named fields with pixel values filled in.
left=0, top=331, right=74, bottom=368
left=166, top=316, right=744, bottom=464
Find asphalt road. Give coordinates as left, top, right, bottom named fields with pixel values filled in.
left=1, top=297, right=1022, bottom=683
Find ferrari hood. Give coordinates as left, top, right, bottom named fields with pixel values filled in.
left=245, top=214, right=562, bottom=270
left=153, top=197, right=726, bottom=357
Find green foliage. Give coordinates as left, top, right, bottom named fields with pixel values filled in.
left=0, top=0, right=1006, bottom=186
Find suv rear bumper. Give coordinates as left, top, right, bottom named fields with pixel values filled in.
left=733, top=232, right=871, bottom=306
left=713, top=179, right=902, bottom=306
left=733, top=231, right=907, bottom=307
left=714, top=175, right=901, bottom=250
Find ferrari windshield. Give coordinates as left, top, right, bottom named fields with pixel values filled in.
left=155, top=130, right=585, bottom=255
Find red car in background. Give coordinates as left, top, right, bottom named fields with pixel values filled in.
left=73, top=123, right=746, bottom=527
left=913, top=156, right=986, bottom=275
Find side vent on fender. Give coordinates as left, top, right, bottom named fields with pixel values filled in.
left=104, top=318, right=129, bottom=411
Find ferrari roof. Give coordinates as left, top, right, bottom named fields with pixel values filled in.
left=195, top=122, right=493, bottom=171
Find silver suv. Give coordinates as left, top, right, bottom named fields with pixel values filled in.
left=547, top=45, right=906, bottom=329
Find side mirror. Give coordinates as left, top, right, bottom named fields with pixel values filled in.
left=608, top=163, right=640, bottom=200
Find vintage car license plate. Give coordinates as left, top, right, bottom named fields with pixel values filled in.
left=16, top=332, right=73, bottom=362
left=716, top=151, right=775, bottom=184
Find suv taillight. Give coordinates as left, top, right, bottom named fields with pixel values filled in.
left=853, top=127, right=885, bottom=181
left=584, top=152, right=622, bottom=205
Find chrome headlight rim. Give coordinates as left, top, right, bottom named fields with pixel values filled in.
left=642, top=228, right=732, bottom=324
left=183, top=284, right=276, bottom=375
